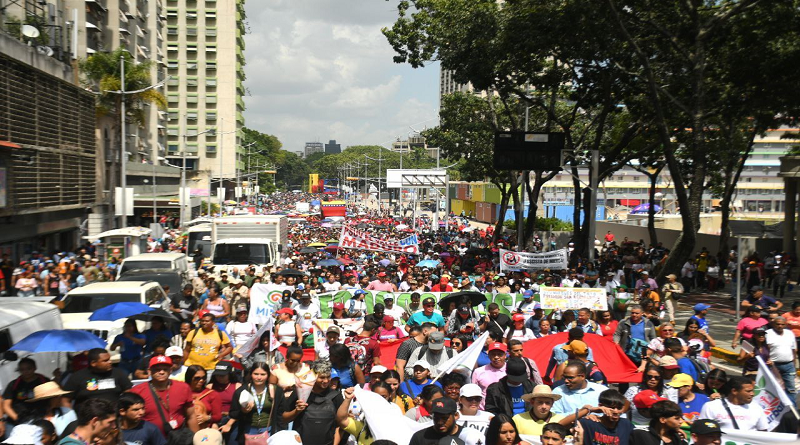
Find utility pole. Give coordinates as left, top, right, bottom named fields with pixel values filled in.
left=120, top=54, right=127, bottom=228
left=587, top=149, right=599, bottom=261
left=365, top=150, right=386, bottom=205
left=518, top=108, right=529, bottom=252
left=218, top=117, right=224, bottom=209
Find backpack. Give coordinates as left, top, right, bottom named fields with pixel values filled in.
left=299, top=390, right=339, bottom=444
left=625, top=337, right=649, bottom=366
left=688, top=356, right=710, bottom=382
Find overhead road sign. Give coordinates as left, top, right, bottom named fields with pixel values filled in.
left=493, top=131, right=566, bottom=171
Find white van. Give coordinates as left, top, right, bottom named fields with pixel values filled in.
left=0, top=301, right=67, bottom=389
left=117, top=253, right=189, bottom=280
left=60, top=282, right=169, bottom=362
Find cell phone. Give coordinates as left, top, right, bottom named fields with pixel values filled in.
left=575, top=407, right=581, bottom=424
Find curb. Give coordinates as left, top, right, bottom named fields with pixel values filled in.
left=710, top=347, right=740, bottom=365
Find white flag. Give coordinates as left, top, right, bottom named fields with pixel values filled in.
left=754, top=356, right=793, bottom=430
left=432, top=331, right=490, bottom=383
left=236, top=316, right=275, bottom=357
left=354, top=385, right=427, bottom=444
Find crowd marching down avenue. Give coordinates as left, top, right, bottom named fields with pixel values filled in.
left=1, top=191, right=799, bottom=445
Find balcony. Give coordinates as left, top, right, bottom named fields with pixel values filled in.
left=85, top=0, right=108, bottom=12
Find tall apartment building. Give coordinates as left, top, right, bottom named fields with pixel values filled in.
left=164, top=0, right=246, bottom=198
left=325, top=139, right=341, bottom=154
left=304, top=142, right=323, bottom=158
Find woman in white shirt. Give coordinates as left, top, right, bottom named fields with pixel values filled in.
left=226, top=305, right=258, bottom=349
left=504, top=313, right=535, bottom=342
left=274, top=307, right=303, bottom=346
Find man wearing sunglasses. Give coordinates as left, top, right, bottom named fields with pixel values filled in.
left=406, top=297, right=445, bottom=332
left=456, top=383, right=493, bottom=435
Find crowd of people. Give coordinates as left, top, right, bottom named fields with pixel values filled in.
left=0, top=191, right=796, bottom=445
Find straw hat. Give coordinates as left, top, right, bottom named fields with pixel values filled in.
left=521, top=384, right=562, bottom=402
left=26, top=381, right=72, bottom=402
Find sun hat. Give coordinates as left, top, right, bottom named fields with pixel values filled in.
left=522, top=384, right=562, bottom=402
left=26, top=381, right=71, bottom=402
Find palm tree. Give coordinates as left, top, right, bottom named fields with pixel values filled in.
left=80, top=48, right=166, bottom=227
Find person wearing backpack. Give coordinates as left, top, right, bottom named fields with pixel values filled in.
left=183, top=312, right=233, bottom=371
left=663, top=338, right=699, bottom=381
left=404, top=331, right=456, bottom=379
left=282, top=360, right=344, bottom=445
left=613, top=304, right=656, bottom=366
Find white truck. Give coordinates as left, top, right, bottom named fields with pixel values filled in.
left=210, top=215, right=288, bottom=273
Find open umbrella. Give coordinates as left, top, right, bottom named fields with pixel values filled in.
left=129, top=307, right=179, bottom=322
left=277, top=268, right=306, bottom=277
left=299, top=247, right=318, bottom=254
left=321, top=223, right=333, bottom=228
left=630, top=203, right=662, bottom=214
left=308, top=242, right=327, bottom=247
left=417, top=259, right=440, bottom=268
left=326, top=239, right=338, bottom=243
left=437, top=291, right=487, bottom=310
left=89, top=302, right=156, bottom=322
left=356, top=223, right=369, bottom=229
left=318, top=259, right=343, bottom=267
left=339, top=258, right=354, bottom=265
left=324, top=244, right=340, bottom=253
left=11, top=330, right=107, bottom=353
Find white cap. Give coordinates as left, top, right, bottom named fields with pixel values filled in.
left=459, top=383, right=483, bottom=398
left=412, top=359, right=431, bottom=370
left=166, top=346, right=183, bottom=357
left=3, top=424, right=43, bottom=445
left=370, top=365, right=388, bottom=375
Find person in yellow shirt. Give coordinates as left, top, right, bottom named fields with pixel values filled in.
left=183, top=312, right=233, bottom=370
left=514, top=385, right=567, bottom=436
left=336, top=383, right=395, bottom=444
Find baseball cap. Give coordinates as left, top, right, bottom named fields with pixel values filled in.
left=522, top=290, right=534, bottom=298
left=383, top=295, right=395, bottom=301
left=377, top=272, right=387, bottom=277
left=694, top=303, right=711, bottom=312
left=326, top=325, right=341, bottom=335
left=166, top=346, right=183, bottom=357
left=413, top=359, right=431, bottom=371
left=333, top=302, right=345, bottom=310
left=382, top=315, right=395, bottom=323
left=299, top=293, right=311, bottom=299
left=505, top=358, right=528, bottom=384
left=512, top=313, right=525, bottom=322
left=370, top=365, right=388, bottom=375
left=690, top=419, right=723, bottom=436
left=633, top=390, right=667, bottom=409
left=149, top=355, right=172, bottom=368
left=276, top=308, right=294, bottom=317
left=659, top=356, right=679, bottom=370
left=751, top=285, right=763, bottom=291
left=667, top=373, right=695, bottom=388
left=428, top=331, right=445, bottom=350
left=214, top=362, right=233, bottom=376
left=430, top=397, right=458, bottom=415
left=459, top=383, right=483, bottom=398
left=354, top=289, right=367, bottom=296
left=423, top=297, right=436, bottom=305
left=236, top=304, right=249, bottom=312
left=193, top=428, right=223, bottom=445
left=488, top=342, right=507, bottom=353
left=562, top=340, right=588, bottom=355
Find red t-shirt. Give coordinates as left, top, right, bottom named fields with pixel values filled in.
left=131, top=381, right=194, bottom=436
left=345, top=335, right=382, bottom=374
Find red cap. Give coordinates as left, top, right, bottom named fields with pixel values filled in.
left=633, top=390, right=667, bottom=409
left=333, top=302, right=345, bottom=310
left=383, top=315, right=395, bottom=323
left=377, top=272, right=387, bottom=277
left=149, top=355, right=173, bottom=368
left=276, top=308, right=295, bottom=317
left=512, top=313, right=525, bottom=322
left=488, top=342, right=507, bottom=353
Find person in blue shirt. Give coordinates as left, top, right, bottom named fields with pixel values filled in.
left=667, top=373, right=709, bottom=424
left=577, top=389, right=633, bottom=445
left=141, top=316, right=174, bottom=354
left=110, top=318, right=145, bottom=377
left=406, top=297, right=446, bottom=330
left=399, top=359, right=441, bottom=399
left=484, top=358, right=534, bottom=417
left=664, top=338, right=699, bottom=380
left=690, top=303, right=710, bottom=332
left=552, top=360, right=609, bottom=415
left=118, top=392, right=166, bottom=445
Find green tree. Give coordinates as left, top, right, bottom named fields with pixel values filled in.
left=241, top=127, right=284, bottom=192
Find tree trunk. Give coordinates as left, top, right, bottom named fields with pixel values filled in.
left=571, top=165, right=582, bottom=250
left=493, top=182, right=512, bottom=244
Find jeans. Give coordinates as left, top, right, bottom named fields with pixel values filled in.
left=773, top=361, right=797, bottom=405
left=248, top=426, right=270, bottom=435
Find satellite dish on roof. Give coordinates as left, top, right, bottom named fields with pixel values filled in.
left=21, top=25, right=40, bottom=38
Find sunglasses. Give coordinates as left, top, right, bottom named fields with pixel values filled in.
left=424, top=303, right=435, bottom=307
left=463, top=396, right=482, bottom=403
left=646, top=375, right=661, bottom=380
left=452, top=342, right=462, bottom=347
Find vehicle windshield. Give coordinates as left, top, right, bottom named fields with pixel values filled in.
left=213, top=243, right=270, bottom=265
left=188, top=232, right=212, bottom=256
left=118, top=273, right=181, bottom=296
left=119, top=261, right=171, bottom=276
left=61, top=293, right=142, bottom=313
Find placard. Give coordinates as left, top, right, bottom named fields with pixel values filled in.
left=539, top=286, right=607, bottom=310
left=499, top=248, right=569, bottom=272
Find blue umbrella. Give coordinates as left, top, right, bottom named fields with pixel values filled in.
left=318, top=258, right=343, bottom=267
left=379, top=259, right=391, bottom=266
left=417, top=259, right=440, bottom=268
left=89, top=302, right=156, bottom=322
left=11, top=330, right=107, bottom=353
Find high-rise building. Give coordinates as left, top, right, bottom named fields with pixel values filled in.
left=304, top=142, right=324, bottom=158
left=325, top=140, right=341, bottom=154
left=163, top=0, right=246, bottom=199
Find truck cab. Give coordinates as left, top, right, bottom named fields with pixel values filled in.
left=210, top=215, right=288, bottom=273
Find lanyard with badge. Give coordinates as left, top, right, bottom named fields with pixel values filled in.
left=252, top=385, right=267, bottom=415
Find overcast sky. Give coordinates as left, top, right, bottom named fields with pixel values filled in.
left=242, top=1, right=440, bottom=155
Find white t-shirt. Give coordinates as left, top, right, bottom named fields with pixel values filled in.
left=699, top=399, right=769, bottom=431
left=225, top=321, right=257, bottom=348
left=503, top=327, right=535, bottom=342
left=384, top=305, right=406, bottom=325
left=457, top=410, right=494, bottom=436
left=322, top=281, right=341, bottom=292
left=766, top=329, right=796, bottom=363
left=294, top=303, right=321, bottom=331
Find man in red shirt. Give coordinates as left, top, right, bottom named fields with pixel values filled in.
left=431, top=276, right=453, bottom=292
left=604, top=231, right=615, bottom=243
left=130, top=355, right=194, bottom=436
left=344, top=321, right=382, bottom=375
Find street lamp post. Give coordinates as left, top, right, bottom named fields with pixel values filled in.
left=180, top=127, right=215, bottom=229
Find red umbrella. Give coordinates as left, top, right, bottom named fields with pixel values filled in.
left=339, top=258, right=354, bottom=265
left=325, top=244, right=340, bottom=253
left=522, top=332, right=641, bottom=384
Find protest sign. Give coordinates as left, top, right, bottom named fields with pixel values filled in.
left=499, top=248, right=569, bottom=272
left=539, top=286, right=608, bottom=310
left=339, top=225, right=420, bottom=254
left=248, top=283, right=292, bottom=324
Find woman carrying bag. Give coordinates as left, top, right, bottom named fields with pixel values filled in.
left=229, top=363, right=276, bottom=445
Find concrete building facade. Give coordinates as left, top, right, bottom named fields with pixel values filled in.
left=304, top=142, right=323, bottom=158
